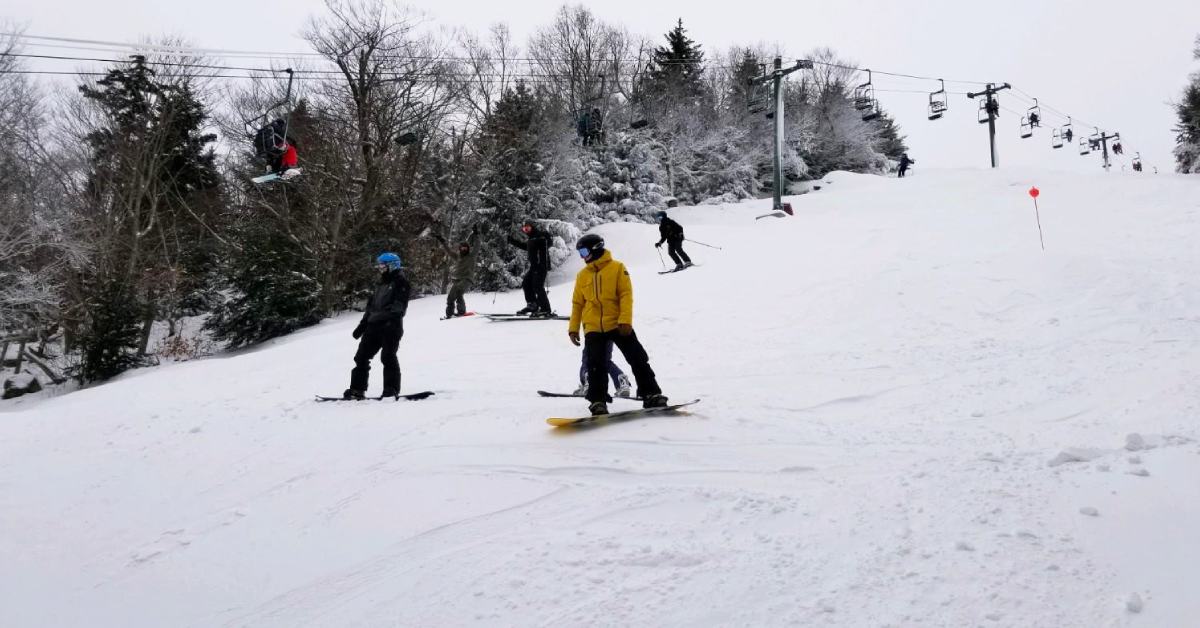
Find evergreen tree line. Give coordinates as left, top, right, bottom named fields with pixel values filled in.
left=0, top=3, right=908, bottom=384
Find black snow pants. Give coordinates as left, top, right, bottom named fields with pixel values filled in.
left=585, top=329, right=661, bottom=403
left=446, top=285, right=467, bottom=317
left=522, top=268, right=552, bottom=313
left=666, top=238, right=691, bottom=266
left=349, top=323, right=402, bottom=394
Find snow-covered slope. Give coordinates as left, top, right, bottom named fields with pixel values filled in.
left=3, top=168, right=1199, bottom=627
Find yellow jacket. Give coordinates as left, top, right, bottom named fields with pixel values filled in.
left=569, top=249, right=633, bottom=334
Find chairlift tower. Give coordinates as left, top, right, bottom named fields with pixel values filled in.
left=749, top=57, right=813, bottom=213
left=1094, top=131, right=1121, bottom=171
left=966, top=83, right=1011, bottom=168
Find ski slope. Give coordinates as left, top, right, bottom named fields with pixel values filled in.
left=3, top=168, right=1200, bottom=627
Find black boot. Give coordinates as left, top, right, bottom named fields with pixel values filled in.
left=589, top=401, right=609, bottom=416
left=343, top=388, right=365, bottom=401
left=642, top=394, right=669, bottom=409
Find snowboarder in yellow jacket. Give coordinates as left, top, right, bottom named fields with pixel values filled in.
left=569, top=233, right=668, bottom=415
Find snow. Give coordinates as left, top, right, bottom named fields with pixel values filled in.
left=3, top=167, right=1200, bottom=627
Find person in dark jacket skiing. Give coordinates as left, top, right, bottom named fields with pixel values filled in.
left=507, top=219, right=553, bottom=316
left=654, top=210, right=691, bottom=271
left=897, top=153, right=914, bottom=178
left=344, top=252, right=410, bottom=400
left=445, top=241, right=475, bottom=318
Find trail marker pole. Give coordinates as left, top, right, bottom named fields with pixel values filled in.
left=1029, top=186, right=1045, bottom=251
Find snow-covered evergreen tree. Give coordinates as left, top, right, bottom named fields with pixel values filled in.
left=1174, top=36, right=1200, bottom=174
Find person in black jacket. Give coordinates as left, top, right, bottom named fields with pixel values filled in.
left=344, top=252, right=411, bottom=400
left=507, top=219, right=554, bottom=316
left=654, top=210, right=692, bottom=271
left=897, top=153, right=914, bottom=178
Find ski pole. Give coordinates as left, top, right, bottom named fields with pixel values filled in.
left=655, top=245, right=666, bottom=269
left=686, top=238, right=722, bottom=250
left=1028, top=186, right=1045, bottom=251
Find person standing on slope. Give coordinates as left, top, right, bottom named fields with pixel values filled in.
left=574, top=341, right=633, bottom=397
left=507, top=219, right=553, bottom=316
left=654, top=209, right=692, bottom=271
left=569, top=233, right=669, bottom=415
left=897, top=152, right=914, bottom=178
left=344, top=252, right=410, bottom=400
left=445, top=240, right=476, bottom=318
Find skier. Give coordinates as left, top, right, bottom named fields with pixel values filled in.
left=569, top=233, right=669, bottom=415
left=897, top=153, right=915, bottom=178
left=507, top=220, right=553, bottom=316
left=1029, top=112, right=1040, bottom=127
left=344, top=252, right=410, bottom=400
left=654, top=210, right=692, bottom=271
left=1064, top=128, right=1074, bottom=143
left=574, top=341, right=633, bottom=397
left=255, top=118, right=301, bottom=179
left=445, top=240, right=475, bottom=318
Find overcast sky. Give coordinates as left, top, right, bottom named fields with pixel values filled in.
left=4, top=0, right=1198, bottom=173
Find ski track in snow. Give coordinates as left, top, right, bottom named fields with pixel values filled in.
left=3, top=168, right=1200, bottom=627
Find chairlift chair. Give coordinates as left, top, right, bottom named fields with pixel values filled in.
left=245, top=68, right=296, bottom=161
left=1051, top=128, right=1064, bottom=149
left=976, top=99, right=990, bottom=124
left=1079, top=137, right=1091, bottom=155
left=853, top=70, right=875, bottom=111
left=1061, top=118, right=1074, bottom=144
left=928, top=79, right=947, bottom=121
left=1020, top=116, right=1034, bottom=139
left=861, top=99, right=882, bottom=122
left=1027, top=98, right=1041, bottom=128
left=1132, top=152, right=1143, bottom=171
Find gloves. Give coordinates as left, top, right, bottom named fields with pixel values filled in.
left=569, top=331, right=581, bottom=346
left=352, top=324, right=365, bottom=340
left=617, top=324, right=633, bottom=336
left=654, top=242, right=662, bottom=248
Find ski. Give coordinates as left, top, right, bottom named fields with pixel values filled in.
left=252, top=168, right=303, bottom=184
left=537, top=390, right=641, bottom=401
left=315, top=390, right=435, bottom=402
left=484, top=314, right=569, bottom=321
left=658, top=264, right=699, bottom=275
left=547, top=399, right=700, bottom=427
left=439, top=312, right=476, bottom=320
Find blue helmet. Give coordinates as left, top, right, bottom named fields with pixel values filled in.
left=376, top=252, right=402, bottom=271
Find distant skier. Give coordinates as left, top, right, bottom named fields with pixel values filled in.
left=445, top=240, right=475, bottom=319
left=344, top=252, right=410, bottom=400
left=1064, top=128, right=1074, bottom=143
left=575, top=341, right=633, bottom=397
left=507, top=220, right=553, bottom=316
left=570, top=233, right=669, bottom=415
left=897, top=153, right=915, bottom=178
left=654, top=209, right=692, bottom=271
left=1029, top=112, right=1040, bottom=127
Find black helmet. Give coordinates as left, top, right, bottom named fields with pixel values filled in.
left=575, top=233, right=605, bottom=262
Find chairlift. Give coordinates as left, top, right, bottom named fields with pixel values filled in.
left=1020, top=116, right=1034, bottom=139
left=861, top=99, right=882, bottom=122
left=1132, top=152, right=1143, bottom=171
left=927, top=79, right=947, bottom=120
left=747, top=64, right=770, bottom=114
left=853, top=70, right=875, bottom=111
left=1051, top=129, right=1063, bottom=149
left=245, top=68, right=296, bottom=162
left=1061, top=118, right=1074, bottom=144
left=977, top=99, right=990, bottom=124
left=1078, top=137, right=1091, bottom=155
left=1027, top=98, right=1041, bottom=128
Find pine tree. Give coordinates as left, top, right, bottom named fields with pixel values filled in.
left=871, top=110, right=908, bottom=161
left=1175, top=36, right=1200, bottom=174
left=644, top=19, right=709, bottom=107
left=71, top=56, right=222, bottom=381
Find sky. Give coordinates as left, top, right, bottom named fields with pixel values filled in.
left=3, top=0, right=1199, bottom=173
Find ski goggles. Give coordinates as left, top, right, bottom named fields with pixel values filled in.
left=577, top=247, right=592, bottom=258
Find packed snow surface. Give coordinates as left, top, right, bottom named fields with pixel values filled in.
left=3, top=168, right=1199, bottom=627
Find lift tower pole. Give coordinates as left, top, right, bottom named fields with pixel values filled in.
left=750, top=57, right=813, bottom=213
left=967, top=82, right=1012, bottom=168
left=1096, top=131, right=1121, bottom=171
